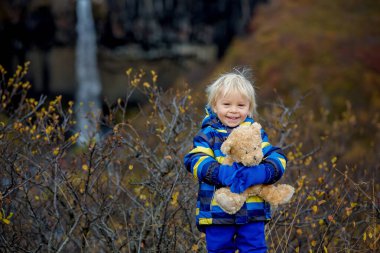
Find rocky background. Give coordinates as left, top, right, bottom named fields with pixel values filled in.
left=0, top=0, right=265, bottom=103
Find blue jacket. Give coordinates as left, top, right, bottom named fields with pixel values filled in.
left=184, top=106, right=287, bottom=232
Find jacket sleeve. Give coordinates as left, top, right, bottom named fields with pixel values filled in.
left=260, top=128, right=288, bottom=184
left=184, top=129, right=221, bottom=185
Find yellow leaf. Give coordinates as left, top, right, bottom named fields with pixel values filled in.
left=45, top=125, right=54, bottom=135
left=2, top=218, right=10, bottom=225
left=171, top=191, right=179, bottom=207
left=315, top=190, right=325, bottom=197
left=8, top=212, right=14, bottom=220
left=129, top=165, right=133, bottom=170
left=82, top=164, right=89, bottom=171
left=311, top=240, right=317, bottom=247
left=312, top=205, right=318, bottom=213
left=151, top=70, right=158, bottom=82
left=350, top=202, right=358, bottom=208
left=295, top=246, right=299, bottom=253
left=323, top=246, right=328, bottom=253
left=53, top=147, right=60, bottom=156
left=0, top=211, right=13, bottom=225
left=363, top=232, right=367, bottom=241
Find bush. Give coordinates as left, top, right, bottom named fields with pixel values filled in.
left=260, top=94, right=379, bottom=252
left=0, top=64, right=201, bottom=252
left=0, top=64, right=378, bottom=252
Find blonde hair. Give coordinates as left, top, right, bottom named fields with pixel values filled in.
left=206, top=68, right=257, bottom=116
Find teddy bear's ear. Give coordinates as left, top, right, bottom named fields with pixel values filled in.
left=251, top=122, right=262, bottom=130
left=221, top=139, right=232, bottom=155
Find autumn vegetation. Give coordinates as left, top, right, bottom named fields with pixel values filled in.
left=1, top=0, right=380, bottom=252
left=1, top=59, right=378, bottom=252
left=0, top=63, right=200, bottom=252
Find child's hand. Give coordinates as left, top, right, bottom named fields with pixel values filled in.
left=230, top=164, right=268, bottom=193
left=216, top=163, right=240, bottom=186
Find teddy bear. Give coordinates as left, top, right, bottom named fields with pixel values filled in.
left=214, top=122, right=295, bottom=215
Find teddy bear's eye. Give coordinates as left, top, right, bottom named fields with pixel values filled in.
left=245, top=150, right=249, bottom=154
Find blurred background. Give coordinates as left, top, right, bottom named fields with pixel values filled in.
left=1, top=0, right=379, bottom=154
left=0, top=0, right=265, bottom=104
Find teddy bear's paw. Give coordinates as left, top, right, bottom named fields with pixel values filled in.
left=261, top=184, right=295, bottom=205
left=214, top=188, right=246, bottom=215
left=276, top=184, right=295, bottom=204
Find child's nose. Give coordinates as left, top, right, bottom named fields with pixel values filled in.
left=230, top=106, right=238, bottom=112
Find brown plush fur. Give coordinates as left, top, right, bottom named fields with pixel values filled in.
left=214, top=123, right=294, bottom=215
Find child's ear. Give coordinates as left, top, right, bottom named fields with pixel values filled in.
left=211, top=104, right=217, bottom=113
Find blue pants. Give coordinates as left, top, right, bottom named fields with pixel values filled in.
left=205, top=222, right=267, bottom=253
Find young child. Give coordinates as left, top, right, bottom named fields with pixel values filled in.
left=184, top=68, right=287, bottom=253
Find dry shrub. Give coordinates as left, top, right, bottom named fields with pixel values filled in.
left=260, top=93, right=379, bottom=253
left=0, top=64, right=201, bottom=252
left=0, top=64, right=378, bottom=252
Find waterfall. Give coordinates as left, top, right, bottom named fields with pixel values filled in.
left=75, top=0, right=102, bottom=143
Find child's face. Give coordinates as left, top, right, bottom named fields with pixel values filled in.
left=213, top=91, right=250, bottom=128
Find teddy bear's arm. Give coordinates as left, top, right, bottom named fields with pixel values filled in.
left=248, top=184, right=295, bottom=206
